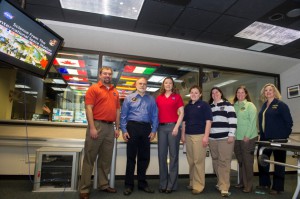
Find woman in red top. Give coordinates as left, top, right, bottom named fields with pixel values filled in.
left=156, top=77, right=184, bottom=193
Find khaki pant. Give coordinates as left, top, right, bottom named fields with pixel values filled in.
left=209, top=139, right=234, bottom=192
left=186, top=134, right=207, bottom=192
left=80, top=121, right=115, bottom=193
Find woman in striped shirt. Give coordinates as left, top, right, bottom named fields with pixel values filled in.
left=208, top=87, right=237, bottom=197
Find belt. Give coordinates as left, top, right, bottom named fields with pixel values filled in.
left=128, top=120, right=150, bottom=125
left=159, top=122, right=176, bottom=126
left=97, top=120, right=114, bottom=124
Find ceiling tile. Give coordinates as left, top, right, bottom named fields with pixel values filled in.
left=225, top=0, right=285, bottom=20
left=63, top=10, right=101, bottom=27
left=206, top=15, right=252, bottom=35
left=197, top=32, right=232, bottom=45
left=188, top=0, right=236, bottom=13
left=102, top=16, right=136, bottom=31
left=26, top=4, right=64, bottom=21
left=167, top=27, right=200, bottom=40
left=138, top=0, right=184, bottom=26
left=26, top=0, right=61, bottom=7
left=223, top=37, right=257, bottom=49
left=135, top=21, right=169, bottom=36
left=174, top=8, right=220, bottom=31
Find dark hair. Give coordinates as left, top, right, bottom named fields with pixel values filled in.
left=189, top=85, right=202, bottom=94
left=208, top=87, right=227, bottom=104
left=159, top=77, right=178, bottom=94
left=233, top=85, right=252, bottom=103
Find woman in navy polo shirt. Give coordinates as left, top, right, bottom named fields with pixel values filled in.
left=257, top=83, right=293, bottom=195
left=156, top=77, right=184, bottom=193
left=181, top=85, right=212, bottom=194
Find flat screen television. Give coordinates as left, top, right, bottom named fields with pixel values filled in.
left=0, top=0, right=64, bottom=78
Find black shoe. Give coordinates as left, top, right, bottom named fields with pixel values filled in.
left=139, top=187, right=155, bottom=193
left=123, top=188, right=132, bottom=196
left=256, top=185, right=270, bottom=190
left=165, top=189, right=172, bottom=194
left=159, top=189, right=166, bottom=193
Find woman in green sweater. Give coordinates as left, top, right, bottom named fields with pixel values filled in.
left=233, top=86, right=258, bottom=193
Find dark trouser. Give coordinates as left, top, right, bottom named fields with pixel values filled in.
left=157, top=124, right=181, bottom=190
left=257, top=141, right=287, bottom=191
left=125, top=121, right=151, bottom=189
left=234, top=137, right=257, bottom=191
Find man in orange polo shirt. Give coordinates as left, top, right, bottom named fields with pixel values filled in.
left=79, top=66, right=120, bottom=199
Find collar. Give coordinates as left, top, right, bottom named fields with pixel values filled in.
left=97, top=81, right=113, bottom=90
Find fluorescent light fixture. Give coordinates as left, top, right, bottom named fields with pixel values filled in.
left=174, top=79, right=183, bottom=83
left=15, top=84, right=31, bottom=89
left=53, top=79, right=66, bottom=84
left=70, top=86, right=89, bottom=90
left=148, top=75, right=166, bottom=83
left=247, top=42, right=273, bottom=51
left=23, top=91, right=38, bottom=94
left=214, top=80, right=237, bottom=87
left=185, top=94, right=190, bottom=97
left=52, top=87, right=71, bottom=91
left=235, top=21, right=300, bottom=45
left=178, top=66, right=199, bottom=72
left=67, top=82, right=90, bottom=86
left=146, top=87, right=159, bottom=92
left=60, top=0, right=144, bottom=20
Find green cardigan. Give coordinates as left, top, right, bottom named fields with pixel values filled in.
left=234, top=100, right=258, bottom=140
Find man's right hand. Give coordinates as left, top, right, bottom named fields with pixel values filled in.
left=89, top=128, right=98, bottom=139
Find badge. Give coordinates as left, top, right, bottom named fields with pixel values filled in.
left=272, top=104, right=278, bottom=109
left=172, top=97, right=175, bottom=100
left=131, top=97, right=137, bottom=102
left=220, top=106, right=225, bottom=111
left=241, top=107, right=245, bottom=111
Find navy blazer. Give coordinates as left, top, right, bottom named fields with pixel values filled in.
left=258, top=98, right=293, bottom=140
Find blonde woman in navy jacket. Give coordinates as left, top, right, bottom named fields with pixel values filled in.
left=257, top=83, right=293, bottom=195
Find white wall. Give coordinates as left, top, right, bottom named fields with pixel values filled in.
left=281, top=64, right=300, bottom=133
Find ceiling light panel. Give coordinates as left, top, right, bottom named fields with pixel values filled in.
left=60, top=0, right=144, bottom=20
left=247, top=42, right=273, bottom=51
left=235, top=21, right=300, bottom=45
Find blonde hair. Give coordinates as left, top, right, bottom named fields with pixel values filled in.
left=260, top=83, right=282, bottom=101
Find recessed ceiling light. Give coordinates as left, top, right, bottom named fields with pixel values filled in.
left=235, top=21, right=300, bottom=45
left=214, top=80, right=237, bottom=87
left=247, top=42, right=273, bottom=51
left=60, top=0, right=144, bottom=20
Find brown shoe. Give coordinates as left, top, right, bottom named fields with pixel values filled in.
left=102, top=187, right=117, bottom=193
left=234, top=184, right=244, bottom=188
left=79, top=193, right=89, bottom=199
left=269, top=189, right=282, bottom=195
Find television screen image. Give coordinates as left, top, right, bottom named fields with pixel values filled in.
left=0, top=0, right=63, bottom=78
left=52, top=108, right=74, bottom=123
left=75, top=111, right=87, bottom=123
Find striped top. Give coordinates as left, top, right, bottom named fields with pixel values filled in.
left=210, top=100, right=237, bottom=140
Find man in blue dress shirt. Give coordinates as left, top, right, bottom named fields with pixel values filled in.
left=121, top=77, right=158, bottom=196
